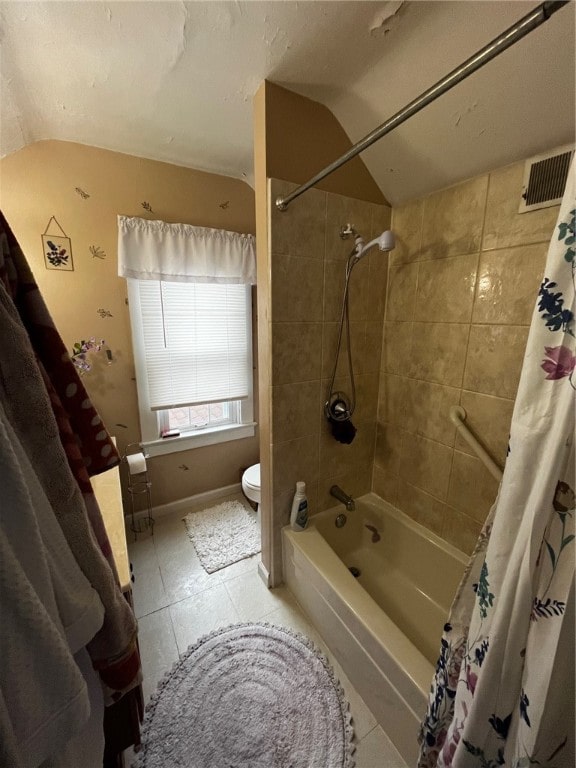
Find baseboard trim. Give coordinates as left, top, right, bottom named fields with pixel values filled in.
left=257, top=560, right=270, bottom=588
left=127, top=482, right=243, bottom=523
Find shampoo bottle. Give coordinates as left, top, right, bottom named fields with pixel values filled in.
left=290, top=481, right=308, bottom=531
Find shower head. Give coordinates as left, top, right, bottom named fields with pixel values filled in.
left=354, top=230, right=395, bottom=260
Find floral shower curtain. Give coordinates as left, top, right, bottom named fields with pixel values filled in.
left=418, top=162, right=575, bottom=768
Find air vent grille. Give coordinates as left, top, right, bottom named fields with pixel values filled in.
left=520, top=146, right=574, bottom=213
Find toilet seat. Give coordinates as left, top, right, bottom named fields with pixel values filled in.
left=242, top=463, right=261, bottom=508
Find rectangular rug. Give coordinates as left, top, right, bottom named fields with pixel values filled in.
left=183, top=499, right=260, bottom=573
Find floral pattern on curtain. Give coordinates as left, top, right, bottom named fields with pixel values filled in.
left=418, top=163, right=575, bottom=768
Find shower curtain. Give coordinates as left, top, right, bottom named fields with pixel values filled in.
left=418, top=162, right=575, bottom=768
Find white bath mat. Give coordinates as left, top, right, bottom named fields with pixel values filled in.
left=183, top=500, right=260, bottom=573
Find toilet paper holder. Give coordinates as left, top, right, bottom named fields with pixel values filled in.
left=122, top=442, right=154, bottom=538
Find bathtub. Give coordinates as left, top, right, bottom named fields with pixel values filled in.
left=282, top=492, right=467, bottom=764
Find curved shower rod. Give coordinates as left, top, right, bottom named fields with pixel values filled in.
left=276, top=0, right=569, bottom=212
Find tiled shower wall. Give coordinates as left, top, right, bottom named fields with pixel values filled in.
left=375, top=159, right=560, bottom=553
left=268, top=179, right=390, bottom=563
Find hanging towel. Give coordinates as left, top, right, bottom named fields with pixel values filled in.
left=0, top=215, right=140, bottom=697
left=0, top=399, right=105, bottom=767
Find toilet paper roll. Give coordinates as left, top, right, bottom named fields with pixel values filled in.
left=126, top=453, right=147, bottom=475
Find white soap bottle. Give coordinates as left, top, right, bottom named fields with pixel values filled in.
left=290, top=481, right=308, bottom=531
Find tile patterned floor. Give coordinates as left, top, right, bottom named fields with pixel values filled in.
left=125, top=492, right=408, bottom=767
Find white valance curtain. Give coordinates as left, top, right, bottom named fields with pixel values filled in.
left=117, top=215, right=256, bottom=284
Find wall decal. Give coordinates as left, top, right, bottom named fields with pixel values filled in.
left=71, top=337, right=105, bottom=375
left=141, top=201, right=154, bottom=213
left=75, top=187, right=90, bottom=199
left=90, top=245, right=106, bottom=259
left=219, top=200, right=230, bottom=209
left=42, top=216, right=73, bottom=271
left=97, top=308, right=113, bottom=318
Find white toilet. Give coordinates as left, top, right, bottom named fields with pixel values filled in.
left=242, top=463, right=261, bottom=522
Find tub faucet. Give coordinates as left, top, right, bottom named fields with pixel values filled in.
left=330, top=485, right=355, bottom=512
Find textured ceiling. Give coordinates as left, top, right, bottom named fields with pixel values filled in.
left=1, top=1, right=574, bottom=205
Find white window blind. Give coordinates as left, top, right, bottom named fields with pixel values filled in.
left=138, top=281, right=251, bottom=411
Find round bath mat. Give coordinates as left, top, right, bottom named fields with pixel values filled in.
left=133, top=623, right=355, bottom=768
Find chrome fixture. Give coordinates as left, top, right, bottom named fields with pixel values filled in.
left=276, top=1, right=569, bottom=212
left=335, top=513, right=347, bottom=528
left=330, top=485, right=356, bottom=512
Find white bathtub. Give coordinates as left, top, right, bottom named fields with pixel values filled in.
left=282, top=492, right=467, bottom=764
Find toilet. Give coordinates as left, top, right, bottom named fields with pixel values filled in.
left=242, top=463, right=261, bottom=522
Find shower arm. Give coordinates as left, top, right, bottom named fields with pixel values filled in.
left=276, top=1, right=569, bottom=212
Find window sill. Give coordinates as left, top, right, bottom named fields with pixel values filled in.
left=142, top=422, right=256, bottom=457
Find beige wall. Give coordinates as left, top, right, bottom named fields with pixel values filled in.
left=0, top=140, right=259, bottom=508
left=263, top=82, right=387, bottom=205
left=375, top=159, right=559, bottom=553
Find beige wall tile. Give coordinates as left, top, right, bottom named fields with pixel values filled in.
left=323, top=259, right=347, bottom=322
left=325, top=192, right=374, bottom=261
left=396, top=480, right=445, bottom=536
left=473, top=243, right=547, bottom=325
left=353, top=372, right=380, bottom=423
left=321, top=321, right=366, bottom=379
left=403, top=379, right=459, bottom=446
left=442, top=507, right=482, bottom=555
left=415, top=253, right=478, bottom=323
left=348, top=257, right=372, bottom=322
left=382, top=322, right=413, bottom=376
left=386, top=262, right=419, bottom=322
left=272, top=322, right=322, bottom=385
left=399, top=433, right=453, bottom=501
left=272, top=253, right=323, bottom=322
left=463, top=324, right=529, bottom=399
left=390, top=198, right=424, bottom=264
left=378, top=373, right=407, bottom=427
left=371, top=202, right=392, bottom=241
left=271, top=380, right=321, bottom=442
left=272, top=435, right=320, bottom=496
left=409, top=322, right=469, bottom=387
left=447, top=451, right=499, bottom=525
left=457, top=391, right=514, bottom=465
left=270, top=179, right=326, bottom=259
left=421, top=175, right=488, bottom=260
left=367, top=252, right=389, bottom=322
left=319, top=421, right=375, bottom=479
left=320, top=465, right=372, bottom=511
left=363, top=322, right=384, bottom=374
left=372, top=466, right=399, bottom=507
left=374, top=423, right=404, bottom=477
left=483, top=162, right=560, bottom=251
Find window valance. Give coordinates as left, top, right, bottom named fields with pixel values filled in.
left=117, top=215, right=256, bottom=284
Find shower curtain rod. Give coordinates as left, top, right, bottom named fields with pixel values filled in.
left=276, top=0, right=569, bottom=212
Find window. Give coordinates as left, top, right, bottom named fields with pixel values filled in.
left=127, top=279, right=255, bottom=456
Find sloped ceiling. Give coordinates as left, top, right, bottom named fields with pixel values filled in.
left=1, top=1, right=574, bottom=205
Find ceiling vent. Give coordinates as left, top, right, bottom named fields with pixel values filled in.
left=519, top=145, right=574, bottom=213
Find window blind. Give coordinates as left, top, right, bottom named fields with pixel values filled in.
left=138, top=281, right=250, bottom=411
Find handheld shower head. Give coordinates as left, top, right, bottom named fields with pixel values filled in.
left=355, top=230, right=395, bottom=260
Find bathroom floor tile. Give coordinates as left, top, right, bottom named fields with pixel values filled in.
left=136, top=607, right=179, bottom=703
left=169, top=583, right=240, bottom=654
left=223, top=567, right=297, bottom=622
left=355, top=725, right=409, bottom=768
left=131, top=562, right=170, bottom=619
left=126, top=501, right=410, bottom=768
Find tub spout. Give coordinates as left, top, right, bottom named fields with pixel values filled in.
left=330, top=485, right=355, bottom=511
